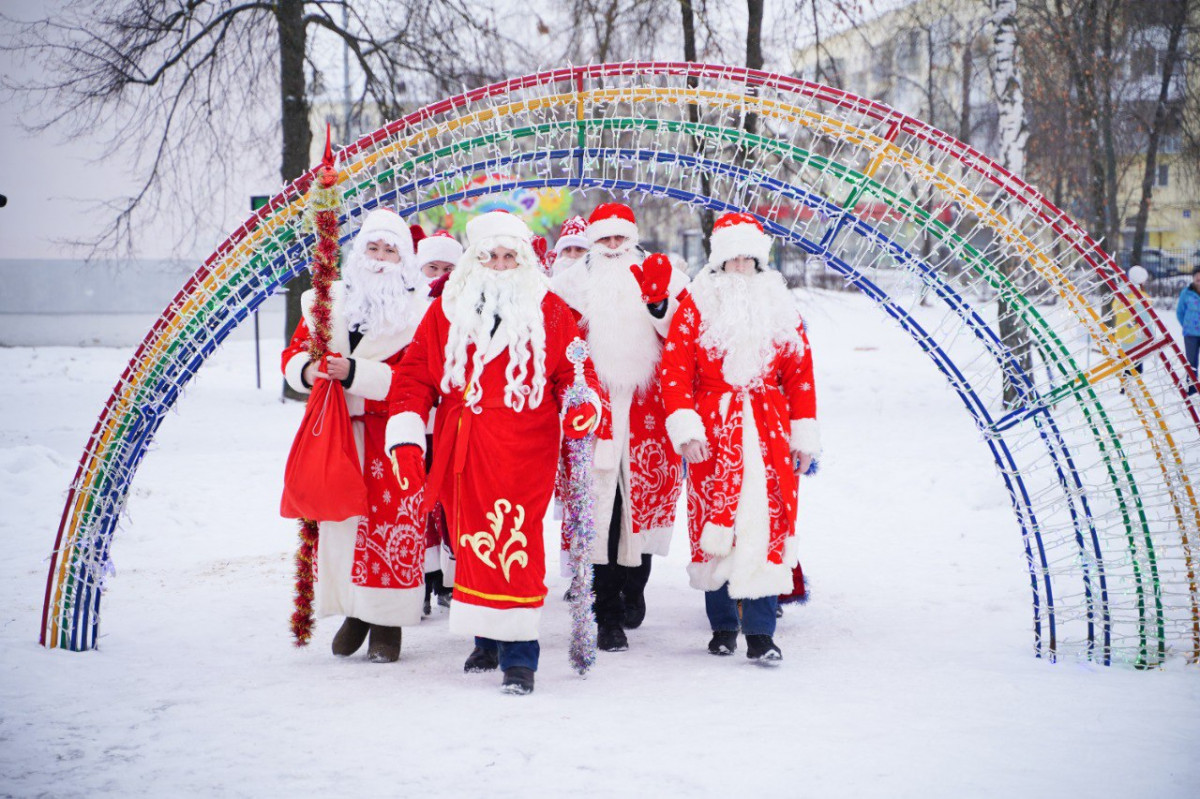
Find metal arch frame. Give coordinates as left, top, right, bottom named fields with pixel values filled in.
left=40, top=63, right=1200, bottom=666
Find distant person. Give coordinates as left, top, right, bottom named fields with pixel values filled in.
left=1177, top=267, right=1200, bottom=392
left=415, top=231, right=463, bottom=289
left=549, top=215, right=589, bottom=277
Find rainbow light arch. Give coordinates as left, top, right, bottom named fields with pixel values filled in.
left=41, top=63, right=1200, bottom=666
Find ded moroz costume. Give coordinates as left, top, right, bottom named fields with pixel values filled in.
left=550, top=202, right=688, bottom=652
left=659, top=212, right=820, bottom=664
left=387, top=210, right=601, bottom=694
left=280, top=207, right=428, bottom=663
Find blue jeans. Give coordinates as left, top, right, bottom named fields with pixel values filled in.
left=1185, top=336, right=1200, bottom=393
left=474, top=637, right=540, bottom=671
left=705, top=583, right=778, bottom=636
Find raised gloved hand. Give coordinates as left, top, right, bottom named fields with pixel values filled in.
left=630, top=253, right=672, bottom=305
left=389, top=445, right=426, bottom=494
left=562, top=403, right=600, bottom=439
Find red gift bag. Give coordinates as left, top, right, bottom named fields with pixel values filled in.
left=280, top=367, right=368, bottom=522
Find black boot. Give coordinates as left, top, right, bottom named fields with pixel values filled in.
left=367, top=625, right=402, bottom=663
left=331, top=616, right=371, bottom=657
left=501, top=666, right=535, bottom=695
left=464, top=645, right=500, bottom=672
left=598, top=624, right=629, bottom=652
left=745, top=634, right=782, bottom=665
left=708, top=630, right=738, bottom=656
left=622, top=591, right=646, bottom=629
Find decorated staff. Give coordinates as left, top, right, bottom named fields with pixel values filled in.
left=562, top=338, right=599, bottom=674
left=280, top=126, right=428, bottom=662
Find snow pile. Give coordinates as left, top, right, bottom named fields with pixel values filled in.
left=1, top=294, right=1197, bottom=797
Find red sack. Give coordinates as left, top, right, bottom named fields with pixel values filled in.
left=280, top=367, right=368, bottom=522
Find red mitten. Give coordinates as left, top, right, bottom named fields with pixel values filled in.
left=563, top=404, right=600, bottom=439
left=630, top=253, right=672, bottom=304
left=390, top=445, right=426, bottom=495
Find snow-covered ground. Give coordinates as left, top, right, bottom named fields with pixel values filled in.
left=2, top=293, right=1197, bottom=797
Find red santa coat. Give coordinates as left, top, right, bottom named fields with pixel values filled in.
left=550, top=252, right=688, bottom=567
left=281, top=282, right=425, bottom=626
left=386, top=293, right=599, bottom=641
left=660, top=291, right=819, bottom=599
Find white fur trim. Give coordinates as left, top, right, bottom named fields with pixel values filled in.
left=314, top=518, right=425, bottom=626
left=637, top=525, right=673, bottom=557
left=416, top=235, right=463, bottom=269
left=424, top=544, right=441, bottom=573
left=789, top=418, right=822, bottom=457
left=707, top=223, right=772, bottom=271
left=448, top=601, right=542, bottom=642
left=346, top=358, right=392, bottom=401
left=586, top=217, right=639, bottom=244
left=664, top=409, right=706, bottom=453
left=357, top=208, right=413, bottom=256
left=593, top=438, right=619, bottom=471
left=699, top=523, right=734, bottom=557
left=466, top=211, right=531, bottom=244
left=283, top=351, right=311, bottom=394
left=555, top=233, right=590, bottom=253
left=386, top=411, right=427, bottom=453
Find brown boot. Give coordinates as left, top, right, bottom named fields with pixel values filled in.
left=331, top=617, right=370, bottom=657
left=367, top=625, right=402, bottom=663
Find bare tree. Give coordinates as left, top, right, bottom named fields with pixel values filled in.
left=2, top=0, right=508, bottom=397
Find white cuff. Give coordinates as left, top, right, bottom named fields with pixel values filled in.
left=386, top=411, right=427, bottom=453
left=699, top=523, right=734, bottom=557
left=346, top=359, right=393, bottom=401
left=790, top=418, right=821, bottom=458
left=664, top=409, right=706, bottom=453
left=283, top=351, right=311, bottom=395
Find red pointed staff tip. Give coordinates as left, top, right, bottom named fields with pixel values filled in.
left=317, top=122, right=337, bottom=188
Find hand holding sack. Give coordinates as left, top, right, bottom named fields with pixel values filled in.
left=390, top=445, right=426, bottom=495
left=280, top=354, right=369, bottom=522
left=630, top=253, right=672, bottom=304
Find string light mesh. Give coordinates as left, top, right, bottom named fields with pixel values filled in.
left=41, top=63, right=1200, bottom=667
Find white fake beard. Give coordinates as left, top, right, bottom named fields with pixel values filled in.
left=441, top=260, right=549, bottom=412
left=551, top=255, right=581, bottom=276
left=690, top=268, right=802, bottom=388
left=580, top=248, right=661, bottom=391
left=341, top=249, right=420, bottom=336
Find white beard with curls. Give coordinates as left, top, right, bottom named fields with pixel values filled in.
left=440, top=235, right=550, bottom=412
left=341, top=245, right=421, bottom=336
left=689, top=267, right=803, bottom=388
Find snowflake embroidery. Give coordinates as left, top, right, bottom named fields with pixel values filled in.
left=683, top=308, right=696, bottom=324
left=380, top=573, right=391, bottom=587
left=370, top=459, right=384, bottom=480
left=371, top=561, right=381, bottom=574
left=799, top=382, right=812, bottom=391
left=665, top=342, right=675, bottom=351
left=382, top=489, right=392, bottom=505
left=371, top=505, right=378, bottom=513
left=679, top=325, right=691, bottom=336
left=644, top=415, right=656, bottom=430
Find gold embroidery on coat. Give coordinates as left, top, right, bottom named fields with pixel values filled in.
left=459, top=498, right=529, bottom=581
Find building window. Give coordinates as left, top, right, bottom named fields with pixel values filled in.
left=1157, top=164, right=1169, bottom=187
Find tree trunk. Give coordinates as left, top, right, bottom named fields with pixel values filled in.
left=743, top=0, right=764, bottom=138
left=992, top=0, right=1032, bottom=409
left=681, top=0, right=714, bottom=254
left=1131, top=0, right=1188, bottom=268
left=278, top=0, right=312, bottom=400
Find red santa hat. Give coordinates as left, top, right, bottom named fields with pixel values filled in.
left=554, top=215, right=589, bottom=253
left=586, top=203, right=639, bottom=245
left=465, top=209, right=532, bottom=245
left=707, top=212, right=772, bottom=271
left=416, top=230, right=464, bottom=269
left=356, top=207, right=414, bottom=256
